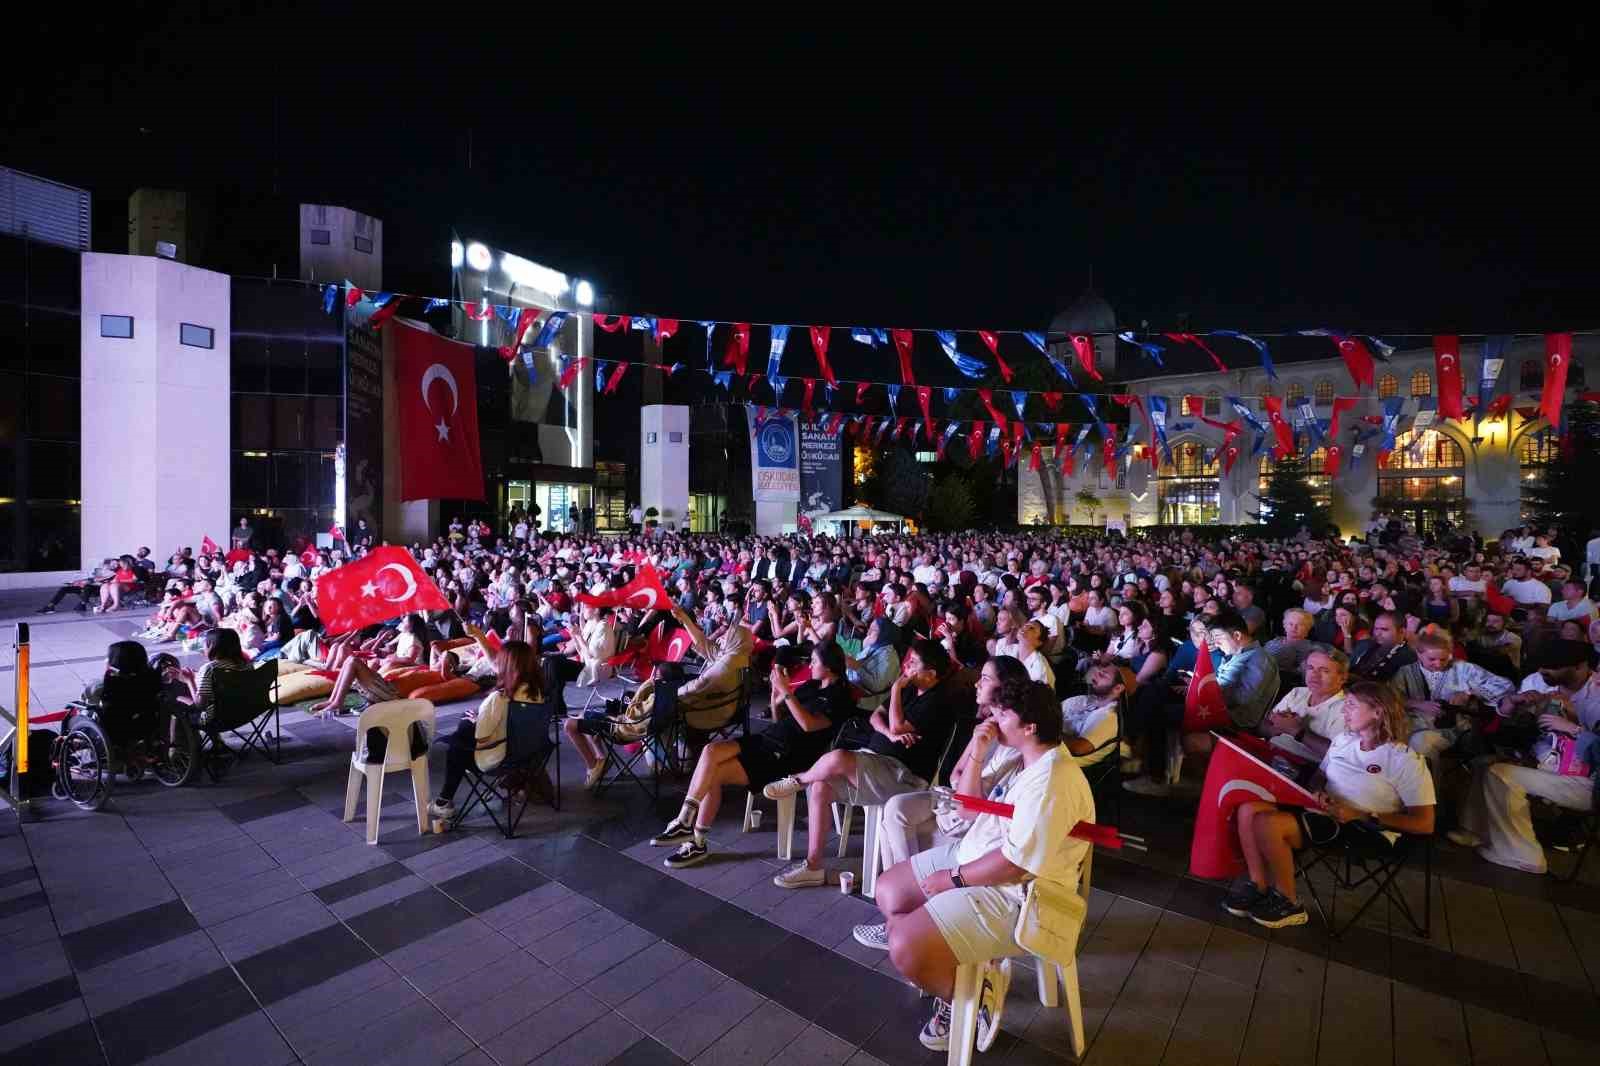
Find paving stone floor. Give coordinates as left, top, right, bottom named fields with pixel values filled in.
left=0, top=593, right=1596, bottom=1065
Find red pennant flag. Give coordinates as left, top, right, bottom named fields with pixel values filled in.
left=654, top=318, right=679, bottom=343
left=1190, top=734, right=1318, bottom=879
left=1328, top=396, right=1358, bottom=441
left=754, top=405, right=769, bottom=426
left=1164, top=332, right=1228, bottom=373
left=1041, top=392, right=1063, bottom=412
left=893, top=416, right=910, bottom=441
left=329, top=523, right=346, bottom=543
left=1102, top=425, right=1117, bottom=473
left=315, top=546, right=450, bottom=636
left=345, top=286, right=365, bottom=308
left=855, top=381, right=871, bottom=407
left=200, top=535, right=219, bottom=556
left=1541, top=333, right=1572, bottom=428
left=1059, top=446, right=1075, bottom=477
left=1053, top=422, right=1070, bottom=457
left=1222, top=442, right=1241, bottom=474
left=1028, top=441, right=1042, bottom=472
left=825, top=412, right=844, bottom=435
left=890, top=328, right=917, bottom=385
left=915, top=385, right=933, bottom=439
left=593, top=314, right=630, bottom=333
left=1484, top=394, right=1513, bottom=419
left=368, top=296, right=403, bottom=329
left=394, top=322, right=485, bottom=502
left=1184, top=638, right=1229, bottom=731
left=977, top=330, right=1015, bottom=383
left=1324, top=442, right=1343, bottom=477
left=463, top=302, right=494, bottom=322
left=558, top=357, right=588, bottom=390
left=576, top=563, right=675, bottom=611
left=976, top=388, right=1009, bottom=430
left=1262, top=396, right=1295, bottom=457
left=968, top=422, right=985, bottom=461
left=809, top=326, right=837, bottom=387
left=1337, top=335, right=1375, bottom=389
left=1070, top=334, right=1102, bottom=380
left=1433, top=335, right=1465, bottom=419
left=747, top=373, right=765, bottom=396
left=724, top=323, right=751, bottom=374
left=496, top=307, right=540, bottom=358
left=802, top=379, right=817, bottom=422
left=1185, top=394, right=1206, bottom=417
left=603, top=362, right=629, bottom=395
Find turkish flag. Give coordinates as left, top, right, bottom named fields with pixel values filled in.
left=575, top=564, right=675, bottom=611
left=200, top=535, right=219, bottom=556
left=315, top=546, right=449, bottom=636
left=224, top=548, right=251, bottom=568
left=1183, top=637, right=1229, bottom=732
left=1262, top=397, right=1295, bottom=457
left=1190, top=734, right=1319, bottom=879
left=1434, top=335, right=1465, bottom=419
left=394, top=322, right=485, bottom=502
left=891, top=329, right=917, bottom=385
left=1337, top=335, right=1375, bottom=390
left=1070, top=334, right=1102, bottom=381
left=1541, top=333, right=1572, bottom=428
left=1323, top=443, right=1343, bottom=477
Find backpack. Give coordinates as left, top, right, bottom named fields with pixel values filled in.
left=0, top=730, right=59, bottom=799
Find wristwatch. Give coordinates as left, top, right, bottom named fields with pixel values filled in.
left=949, top=865, right=967, bottom=888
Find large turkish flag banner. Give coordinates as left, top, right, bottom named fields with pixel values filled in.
left=1190, top=735, right=1319, bottom=879
left=394, top=322, right=485, bottom=502
left=315, top=547, right=449, bottom=635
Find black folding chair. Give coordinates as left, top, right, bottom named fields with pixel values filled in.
left=679, top=667, right=752, bottom=766
left=1295, top=829, right=1432, bottom=939
left=1082, top=694, right=1126, bottom=827
left=451, top=697, right=561, bottom=837
left=589, top=676, right=683, bottom=802
left=197, top=660, right=280, bottom=780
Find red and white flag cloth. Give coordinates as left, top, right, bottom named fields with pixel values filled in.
left=1541, top=332, right=1573, bottom=428
left=1433, top=335, right=1465, bottom=420
left=200, top=535, right=220, bottom=556
left=394, top=321, right=485, bottom=502
left=575, top=564, right=675, bottom=611
left=315, top=546, right=449, bottom=636
left=1190, top=735, right=1320, bottom=879
left=1183, top=638, right=1230, bottom=732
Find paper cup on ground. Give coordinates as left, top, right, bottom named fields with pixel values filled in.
left=750, top=809, right=764, bottom=830
left=839, top=871, right=856, bottom=895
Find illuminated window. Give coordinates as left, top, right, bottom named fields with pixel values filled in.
left=1285, top=382, right=1305, bottom=403
left=1181, top=395, right=1200, bottom=416
left=1261, top=380, right=1277, bottom=398
left=1520, top=359, right=1543, bottom=390
left=1258, top=450, right=1332, bottom=518
left=1384, top=428, right=1463, bottom=471
left=1410, top=370, right=1432, bottom=397
left=1518, top=433, right=1559, bottom=467
left=1314, top=379, right=1334, bottom=404
left=1204, top=390, right=1221, bottom=416
left=1378, top=374, right=1399, bottom=398
left=1157, top=442, right=1220, bottom=524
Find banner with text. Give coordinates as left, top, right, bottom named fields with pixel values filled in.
left=799, top=420, right=844, bottom=523
left=747, top=408, right=801, bottom=503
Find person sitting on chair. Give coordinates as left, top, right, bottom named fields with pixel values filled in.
left=81, top=641, right=162, bottom=749
left=651, top=642, right=856, bottom=868
left=427, top=641, right=544, bottom=822
left=1221, top=681, right=1435, bottom=930
left=1059, top=663, right=1125, bottom=767
left=1258, top=648, right=1350, bottom=759
left=843, top=617, right=902, bottom=712
left=176, top=629, right=254, bottom=725
left=868, top=681, right=1094, bottom=1053
left=1391, top=630, right=1515, bottom=771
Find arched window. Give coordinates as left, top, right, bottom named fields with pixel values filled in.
left=1377, top=428, right=1466, bottom=535
left=1285, top=382, right=1305, bottom=403
left=1385, top=428, right=1464, bottom=471
left=1409, top=370, right=1432, bottom=397
left=1260, top=380, right=1277, bottom=398
left=1378, top=374, right=1399, bottom=398
left=1204, top=389, right=1221, bottom=417
left=1521, top=359, right=1544, bottom=390
left=1314, top=379, right=1334, bottom=404
left=1157, top=442, right=1220, bottom=524
left=1181, top=394, right=1201, bottom=416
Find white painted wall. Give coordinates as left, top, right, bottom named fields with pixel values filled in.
left=641, top=405, right=690, bottom=531
left=80, top=254, right=230, bottom=566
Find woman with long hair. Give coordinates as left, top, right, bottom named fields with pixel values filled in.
left=428, top=641, right=545, bottom=821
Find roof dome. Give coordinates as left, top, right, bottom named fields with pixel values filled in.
left=1049, top=288, right=1116, bottom=335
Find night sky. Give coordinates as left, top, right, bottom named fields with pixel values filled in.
left=7, top=7, right=1598, bottom=336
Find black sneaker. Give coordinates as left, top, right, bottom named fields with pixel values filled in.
left=1248, top=888, right=1309, bottom=929
left=1222, top=877, right=1266, bottom=918
left=663, top=840, right=709, bottom=869
left=650, top=821, right=694, bottom=847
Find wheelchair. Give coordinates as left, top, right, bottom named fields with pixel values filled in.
left=50, top=647, right=200, bottom=811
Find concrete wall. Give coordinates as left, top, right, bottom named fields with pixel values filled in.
left=80, top=254, right=230, bottom=565
left=641, top=405, right=690, bottom=532
left=298, top=204, right=382, bottom=291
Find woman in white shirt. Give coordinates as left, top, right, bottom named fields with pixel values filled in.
left=1015, top=619, right=1055, bottom=689
left=1223, top=681, right=1435, bottom=929
left=428, top=641, right=544, bottom=821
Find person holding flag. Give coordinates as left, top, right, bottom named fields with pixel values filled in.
left=1220, top=682, right=1434, bottom=928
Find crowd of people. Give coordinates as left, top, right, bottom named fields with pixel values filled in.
left=73, top=513, right=1600, bottom=1052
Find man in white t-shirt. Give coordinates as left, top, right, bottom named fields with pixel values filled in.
left=1448, top=563, right=1488, bottom=598
left=1546, top=580, right=1598, bottom=626
left=1527, top=534, right=1561, bottom=565
left=1586, top=529, right=1600, bottom=582
left=1059, top=664, right=1123, bottom=766
left=1259, top=649, right=1350, bottom=757
left=911, top=554, right=941, bottom=587
left=1499, top=560, right=1553, bottom=608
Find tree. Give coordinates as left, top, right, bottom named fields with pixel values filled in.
left=859, top=444, right=930, bottom=519
left=1253, top=453, right=1332, bottom=537
left=926, top=473, right=976, bottom=530
left=1522, top=400, right=1600, bottom=555
left=1074, top=488, right=1102, bottom=525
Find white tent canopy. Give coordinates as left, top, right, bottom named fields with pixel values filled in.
left=810, top=505, right=909, bottom=529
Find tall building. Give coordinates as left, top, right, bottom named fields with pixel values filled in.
left=127, top=188, right=190, bottom=261
left=298, top=204, right=382, bottom=290
left=0, top=167, right=91, bottom=253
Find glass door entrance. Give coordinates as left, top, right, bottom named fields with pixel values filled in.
left=506, top=480, right=592, bottom=533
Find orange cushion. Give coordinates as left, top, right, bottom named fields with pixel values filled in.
left=388, top=670, right=446, bottom=697
left=409, top=678, right=482, bottom=704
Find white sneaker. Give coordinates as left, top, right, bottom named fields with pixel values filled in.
left=584, top=762, right=606, bottom=789
left=427, top=799, right=455, bottom=820
left=763, top=775, right=805, bottom=800
left=919, top=998, right=951, bottom=1051
left=852, top=922, right=889, bottom=951
left=976, top=959, right=1011, bottom=1052
left=1446, top=828, right=1483, bottom=849
left=772, top=861, right=826, bottom=889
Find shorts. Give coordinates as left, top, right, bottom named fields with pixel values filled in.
left=830, top=751, right=928, bottom=808
left=354, top=674, right=399, bottom=705
left=737, top=734, right=791, bottom=790
left=1297, top=810, right=1400, bottom=850
left=910, top=843, right=1026, bottom=965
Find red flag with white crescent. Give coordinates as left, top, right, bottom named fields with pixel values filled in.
left=1184, top=637, right=1229, bottom=732
left=200, top=535, right=219, bottom=556
left=855, top=381, right=871, bottom=406
left=1541, top=333, right=1572, bottom=428
left=1190, top=734, right=1319, bottom=879
left=809, top=325, right=837, bottom=387
left=394, top=321, right=485, bottom=502
left=724, top=323, right=751, bottom=374
left=315, top=546, right=449, bottom=636
left=916, top=386, right=934, bottom=440
left=1070, top=334, right=1102, bottom=380
left=1028, top=441, right=1042, bottom=472
left=1337, top=335, right=1375, bottom=390
left=976, top=388, right=1009, bottom=430
left=576, top=564, right=675, bottom=612
left=977, top=330, right=1015, bottom=383
left=1433, top=335, right=1465, bottom=420
left=1262, top=396, right=1295, bottom=458
left=891, top=329, right=917, bottom=385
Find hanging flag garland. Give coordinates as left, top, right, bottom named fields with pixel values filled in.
left=594, top=314, right=630, bottom=333
left=809, top=325, right=837, bottom=387
left=1213, top=330, right=1276, bottom=380
left=890, top=329, right=918, bottom=385
left=977, top=331, right=1016, bottom=383
left=932, top=330, right=989, bottom=379
left=1541, top=332, right=1573, bottom=428
left=1069, top=334, right=1102, bottom=381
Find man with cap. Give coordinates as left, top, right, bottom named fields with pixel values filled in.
left=1449, top=641, right=1600, bottom=874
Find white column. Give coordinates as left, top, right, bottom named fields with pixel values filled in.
left=641, top=405, right=690, bottom=532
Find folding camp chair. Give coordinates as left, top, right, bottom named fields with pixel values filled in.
left=197, top=660, right=280, bottom=780
left=1295, top=828, right=1432, bottom=939
left=589, top=675, right=683, bottom=802
left=679, top=667, right=752, bottom=763
left=451, top=696, right=562, bottom=836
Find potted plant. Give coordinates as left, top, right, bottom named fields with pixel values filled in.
left=644, top=507, right=659, bottom=530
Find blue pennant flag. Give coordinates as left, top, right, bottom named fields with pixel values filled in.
left=1251, top=433, right=1267, bottom=458
left=767, top=325, right=790, bottom=381
left=1073, top=424, right=1093, bottom=453
left=1478, top=335, right=1509, bottom=413
left=1380, top=396, right=1406, bottom=453
left=887, top=384, right=902, bottom=411
left=1295, top=398, right=1322, bottom=451
left=699, top=321, right=718, bottom=369
left=942, top=422, right=961, bottom=450
left=944, top=387, right=960, bottom=405
left=1011, top=391, right=1029, bottom=422
left=1203, top=447, right=1218, bottom=467
left=630, top=315, right=657, bottom=335
left=595, top=361, right=608, bottom=392
left=986, top=425, right=1002, bottom=458
left=1045, top=355, right=1078, bottom=386
left=1115, top=441, right=1134, bottom=462
left=1364, top=336, right=1396, bottom=360
left=822, top=383, right=836, bottom=407
left=1117, top=331, right=1166, bottom=367
left=1022, top=331, right=1047, bottom=354
left=1214, top=330, right=1276, bottom=380
left=1226, top=395, right=1271, bottom=437
left=424, top=298, right=449, bottom=314
left=770, top=375, right=788, bottom=400
left=713, top=370, right=733, bottom=391
left=1080, top=393, right=1106, bottom=434
left=533, top=311, right=569, bottom=349
left=1148, top=396, right=1173, bottom=462
left=1351, top=427, right=1380, bottom=472
left=321, top=284, right=338, bottom=314
left=1036, top=422, right=1054, bottom=438
left=932, top=330, right=987, bottom=379
left=851, top=327, right=888, bottom=348
left=496, top=305, right=520, bottom=329
left=371, top=291, right=394, bottom=308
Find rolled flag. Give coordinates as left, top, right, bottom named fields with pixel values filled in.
left=1190, top=734, right=1319, bottom=879
left=533, top=310, right=569, bottom=349
left=594, top=314, right=630, bottom=333
left=1069, top=334, right=1102, bottom=381
left=977, top=330, right=1015, bottom=383
left=1433, top=335, right=1465, bottom=419
left=856, top=382, right=871, bottom=406
left=1477, top=336, right=1508, bottom=413
left=700, top=321, right=718, bottom=369
left=976, top=388, right=1009, bottom=430
left=1011, top=391, right=1029, bottom=423
left=654, top=318, right=680, bottom=343
left=809, top=326, right=837, bottom=387
left=1117, top=331, right=1166, bottom=368
left=916, top=386, right=934, bottom=439
left=890, top=329, right=917, bottom=385
left=888, top=384, right=902, bottom=412
left=1213, top=330, right=1276, bottom=380
left=724, top=322, right=751, bottom=375
left=424, top=298, right=449, bottom=314
left=322, top=284, right=339, bottom=314
left=851, top=327, right=887, bottom=347
left=1541, top=333, right=1573, bottom=428
left=345, top=284, right=365, bottom=308
left=604, top=362, right=628, bottom=396
left=932, top=330, right=988, bottom=379
left=767, top=325, right=790, bottom=382
left=937, top=420, right=961, bottom=459
left=1163, top=332, right=1227, bottom=373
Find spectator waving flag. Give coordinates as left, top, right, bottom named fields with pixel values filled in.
left=576, top=564, right=675, bottom=611
left=315, top=547, right=449, bottom=636
left=200, top=535, right=219, bottom=556
left=1184, top=637, right=1229, bottom=731
left=1190, top=735, right=1319, bottom=879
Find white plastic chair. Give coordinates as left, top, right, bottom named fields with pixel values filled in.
left=946, top=849, right=1094, bottom=1064
left=745, top=791, right=797, bottom=861
left=744, top=792, right=883, bottom=897
left=343, top=699, right=436, bottom=846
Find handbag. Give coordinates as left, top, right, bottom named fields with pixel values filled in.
left=832, top=716, right=878, bottom=752
left=1013, top=876, right=1088, bottom=962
